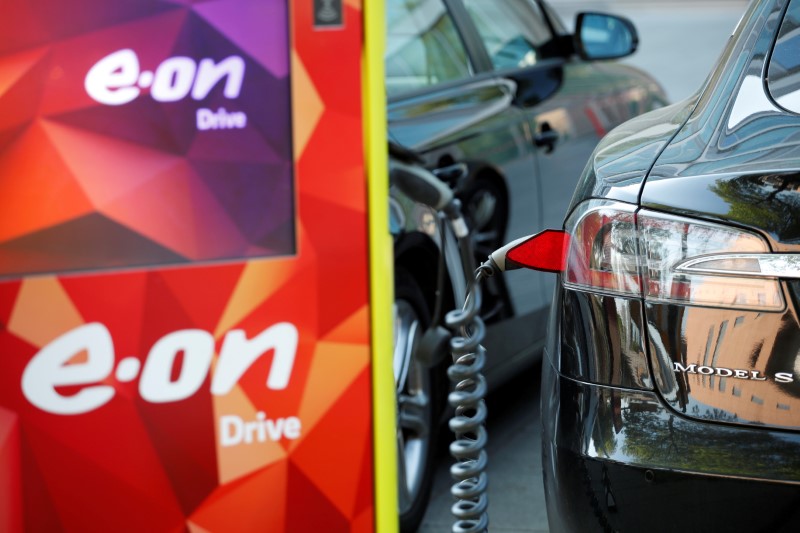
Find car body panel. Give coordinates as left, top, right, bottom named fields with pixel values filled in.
left=641, top=171, right=800, bottom=247
left=541, top=357, right=800, bottom=532
left=645, top=298, right=800, bottom=431
left=388, top=78, right=520, bottom=152
left=644, top=0, right=794, bottom=185
left=543, top=0, right=800, bottom=529
left=537, top=62, right=667, bottom=226
left=636, top=0, right=800, bottom=431
left=566, top=97, right=695, bottom=210
left=557, top=287, right=652, bottom=390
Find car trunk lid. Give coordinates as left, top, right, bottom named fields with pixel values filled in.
left=641, top=170, right=800, bottom=431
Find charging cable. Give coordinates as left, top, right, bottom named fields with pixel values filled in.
left=389, top=154, right=491, bottom=533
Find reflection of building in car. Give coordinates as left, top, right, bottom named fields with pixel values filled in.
left=672, top=308, right=796, bottom=426
left=384, top=0, right=668, bottom=530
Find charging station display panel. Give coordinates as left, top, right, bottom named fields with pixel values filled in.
left=0, top=2, right=295, bottom=276
left=0, top=1, right=374, bottom=531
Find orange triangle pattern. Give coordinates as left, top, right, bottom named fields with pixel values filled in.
left=0, top=1, right=374, bottom=531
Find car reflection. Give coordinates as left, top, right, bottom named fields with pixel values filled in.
left=571, top=380, right=800, bottom=481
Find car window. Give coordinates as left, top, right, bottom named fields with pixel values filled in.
left=767, top=0, right=800, bottom=113
left=385, top=0, right=472, bottom=98
left=461, top=0, right=553, bottom=70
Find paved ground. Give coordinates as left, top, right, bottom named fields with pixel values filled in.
left=418, top=1, right=748, bottom=531
left=419, top=364, right=548, bottom=533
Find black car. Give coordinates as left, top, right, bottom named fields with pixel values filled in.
left=384, top=0, right=667, bottom=530
left=504, top=0, right=800, bottom=530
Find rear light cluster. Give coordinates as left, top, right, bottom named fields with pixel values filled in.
left=563, top=200, right=784, bottom=311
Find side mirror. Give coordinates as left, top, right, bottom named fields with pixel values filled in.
left=574, top=12, right=638, bottom=61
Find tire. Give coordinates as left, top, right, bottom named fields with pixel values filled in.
left=461, top=177, right=511, bottom=322
left=461, top=177, right=507, bottom=261
left=394, top=267, right=440, bottom=533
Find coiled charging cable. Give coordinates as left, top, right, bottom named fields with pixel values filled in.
left=444, top=262, right=493, bottom=533
left=389, top=151, right=498, bottom=533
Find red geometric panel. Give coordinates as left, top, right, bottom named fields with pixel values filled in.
left=190, top=461, right=290, bottom=532
left=0, top=123, right=94, bottom=243
left=0, top=0, right=374, bottom=531
left=0, top=407, right=23, bottom=533
left=286, top=462, right=350, bottom=531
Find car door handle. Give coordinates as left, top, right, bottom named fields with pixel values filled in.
left=534, top=122, right=558, bottom=153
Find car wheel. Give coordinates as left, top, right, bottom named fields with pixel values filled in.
left=394, top=268, right=440, bottom=533
left=462, top=177, right=510, bottom=322
left=462, top=178, right=506, bottom=260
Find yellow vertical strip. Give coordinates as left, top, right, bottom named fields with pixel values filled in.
left=362, top=1, right=397, bottom=532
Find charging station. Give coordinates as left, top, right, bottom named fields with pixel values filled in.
left=0, top=1, right=396, bottom=531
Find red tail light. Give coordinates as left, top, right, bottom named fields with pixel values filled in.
left=561, top=200, right=784, bottom=311
left=564, top=203, right=640, bottom=295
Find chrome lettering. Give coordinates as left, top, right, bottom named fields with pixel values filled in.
left=672, top=362, right=697, bottom=373
left=672, top=361, right=795, bottom=384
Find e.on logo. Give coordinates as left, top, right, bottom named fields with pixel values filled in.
left=21, top=322, right=298, bottom=415
left=84, top=49, right=245, bottom=106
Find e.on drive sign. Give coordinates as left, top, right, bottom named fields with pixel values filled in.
left=84, top=49, right=250, bottom=131
left=21, top=321, right=306, bottom=449
left=0, top=0, right=378, bottom=531
left=84, top=49, right=246, bottom=106
left=21, top=322, right=298, bottom=415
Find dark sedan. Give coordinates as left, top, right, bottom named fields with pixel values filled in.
left=506, top=0, right=800, bottom=530
left=385, top=0, right=667, bottom=530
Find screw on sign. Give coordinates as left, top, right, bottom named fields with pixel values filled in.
left=314, top=0, right=343, bottom=27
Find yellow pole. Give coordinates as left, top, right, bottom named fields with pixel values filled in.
left=362, top=1, right=397, bottom=532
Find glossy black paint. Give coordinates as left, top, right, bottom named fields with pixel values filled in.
left=507, top=60, right=564, bottom=108
left=641, top=171, right=800, bottom=248
left=543, top=0, right=800, bottom=530
left=558, top=287, right=651, bottom=390
left=637, top=0, right=800, bottom=432
left=645, top=1, right=800, bottom=185
left=567, top=98, right=694, bottom=209
left=544, top=280, right=800, bottom=528
left=542, top=358, right=800, bottom=532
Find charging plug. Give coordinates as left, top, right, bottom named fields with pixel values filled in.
left=484, top=230, right=570, bottom=274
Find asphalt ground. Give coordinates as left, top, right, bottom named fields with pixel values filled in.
left=418, top=1, right=748, bottom=531
left=419, top=363, right=548, bottom=532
